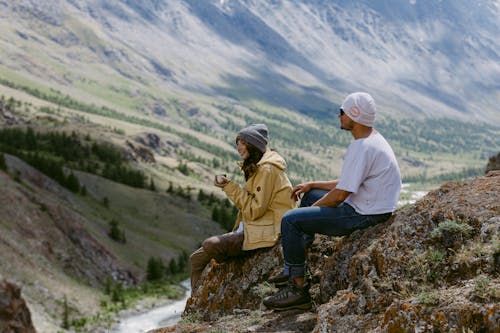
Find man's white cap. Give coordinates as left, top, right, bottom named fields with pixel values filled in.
left=341, top=92, right=376, bottom=127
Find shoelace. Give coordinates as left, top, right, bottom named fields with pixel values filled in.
left=271, top=284, right=299, bottom=301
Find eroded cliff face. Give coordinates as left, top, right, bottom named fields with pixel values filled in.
left=0, top=280, right=36, bottom=333
left=159, top=172, right=499, bottom=333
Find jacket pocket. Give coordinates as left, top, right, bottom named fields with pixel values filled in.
left=245, top=219, right=276, bottom=244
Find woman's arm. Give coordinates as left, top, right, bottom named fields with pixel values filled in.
left=222, top=165, right=276, bottom=221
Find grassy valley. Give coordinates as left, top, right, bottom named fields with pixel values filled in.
left=0, top=1, right=499, bottom=332
left=1, top=77, right=497, bottom=187
left=0, top=92, right=235, bottom=332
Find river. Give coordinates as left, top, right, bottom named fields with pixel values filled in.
left=112, top=279, right=191, bottom=333
left=399, top=183, right=429, bottom=206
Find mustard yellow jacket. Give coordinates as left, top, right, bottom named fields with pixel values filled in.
left=223, top=149, right=296, bottom=251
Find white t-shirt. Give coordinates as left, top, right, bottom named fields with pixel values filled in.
left=336, top=132, right=401, bottom=215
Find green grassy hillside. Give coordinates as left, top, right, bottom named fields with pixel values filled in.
left=0, top=95, right=230, bottom=331
left=0, top=151, right=224, bottom=332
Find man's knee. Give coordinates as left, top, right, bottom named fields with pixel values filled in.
left=281, top=209, right=298, bottom=228
left=300, top=192, right=313, bottom=207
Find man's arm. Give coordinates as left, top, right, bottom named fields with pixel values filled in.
left=291, top=180, right=339, bottom=201
left=309, top=180, right=339, bottom=191
left=312, top=188, right=351, bottom=207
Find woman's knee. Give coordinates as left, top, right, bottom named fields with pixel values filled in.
left=201, top=236, right=220, bottom=254
left=190, top=247, right=210, bottom=271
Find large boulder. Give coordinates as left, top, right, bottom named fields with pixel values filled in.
left=184, top=244, right=284, bottom=321
left=164, top=172, right=499, bottom=332
left=0, top=280, right=36, bottom=333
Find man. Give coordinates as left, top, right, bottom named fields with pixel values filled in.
left=263, top=92, right=402, bottom=311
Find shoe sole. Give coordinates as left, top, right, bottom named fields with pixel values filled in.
left=266, top=302, right=312, bottom=311
left=273, top=281, right=288, bottom=287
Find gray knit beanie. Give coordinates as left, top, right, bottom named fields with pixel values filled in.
left=237, top=124, right=269, bottom=153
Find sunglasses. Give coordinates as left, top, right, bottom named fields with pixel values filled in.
left=339, top=108, right=345, bottom=116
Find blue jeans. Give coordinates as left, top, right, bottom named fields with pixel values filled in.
left=281, top=189, right=391, bottom=278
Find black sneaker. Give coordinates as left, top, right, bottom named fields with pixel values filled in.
left=263, top=281, right=312, bottom=311
left=267, top=272, right=289, bottom=287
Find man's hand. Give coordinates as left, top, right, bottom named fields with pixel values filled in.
left=291, top=182, right=312, bottom=201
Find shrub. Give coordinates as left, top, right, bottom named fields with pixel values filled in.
left=430, top=220, right=473, bottom=250
left=110, top=282, right=124, bottom=303
left=417, top=291, right=440, bottom=306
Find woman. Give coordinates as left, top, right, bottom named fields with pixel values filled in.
left=189, top=124, right=295, bottom=290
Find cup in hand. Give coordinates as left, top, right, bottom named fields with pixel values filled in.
left=215, top=174, right=227, bottom=184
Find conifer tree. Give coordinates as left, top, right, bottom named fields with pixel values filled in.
left=25, top=127, right=37, bottom=148
left=168, top=257, right=178, bottom=275
left=0, top=153, right=7, bottom=172
left=62, top=295, right=70, bottom=329
left=146, top=257, right=164, bottom=281
left=177, top=251, right=188, bottom=273
left=197, top=189, right=206, bottom=202
left=65, top=172, right=80, bottom=193
left=108, top=219, right=126, bottom=243
left=212, top=205, right=220, bottom=222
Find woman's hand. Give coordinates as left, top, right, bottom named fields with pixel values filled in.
left=214, top=175, right=230, bottom=188
left=291, top=182, right=312, bottom=201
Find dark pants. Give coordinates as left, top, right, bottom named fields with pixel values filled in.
left=281, top=189, right=391, bottom=278
left=189, top=232, right=244, bottom=289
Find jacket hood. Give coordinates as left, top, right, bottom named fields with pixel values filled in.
left=257, top=149, right=287, bottom=170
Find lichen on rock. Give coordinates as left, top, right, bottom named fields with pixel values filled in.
left=156, top=172, right=499, bottom=332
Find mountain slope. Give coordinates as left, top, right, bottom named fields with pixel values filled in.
left=1, top=0, right=498, bottom=122
left=0, top=153, right=223, bottom=332
left=1, top=0, right=499, bottom=186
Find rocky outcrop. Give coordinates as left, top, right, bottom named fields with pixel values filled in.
left=126, top=139, right=156, bottom=163
left=185, top=245, right=284, bottom=321
left=486, top=152, right=500, bottom=173
left=0, top=99, right=20, bottom=126
left=162, top=172, right=500, bottom=332
left=0, top=280, right=36, bottom=333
